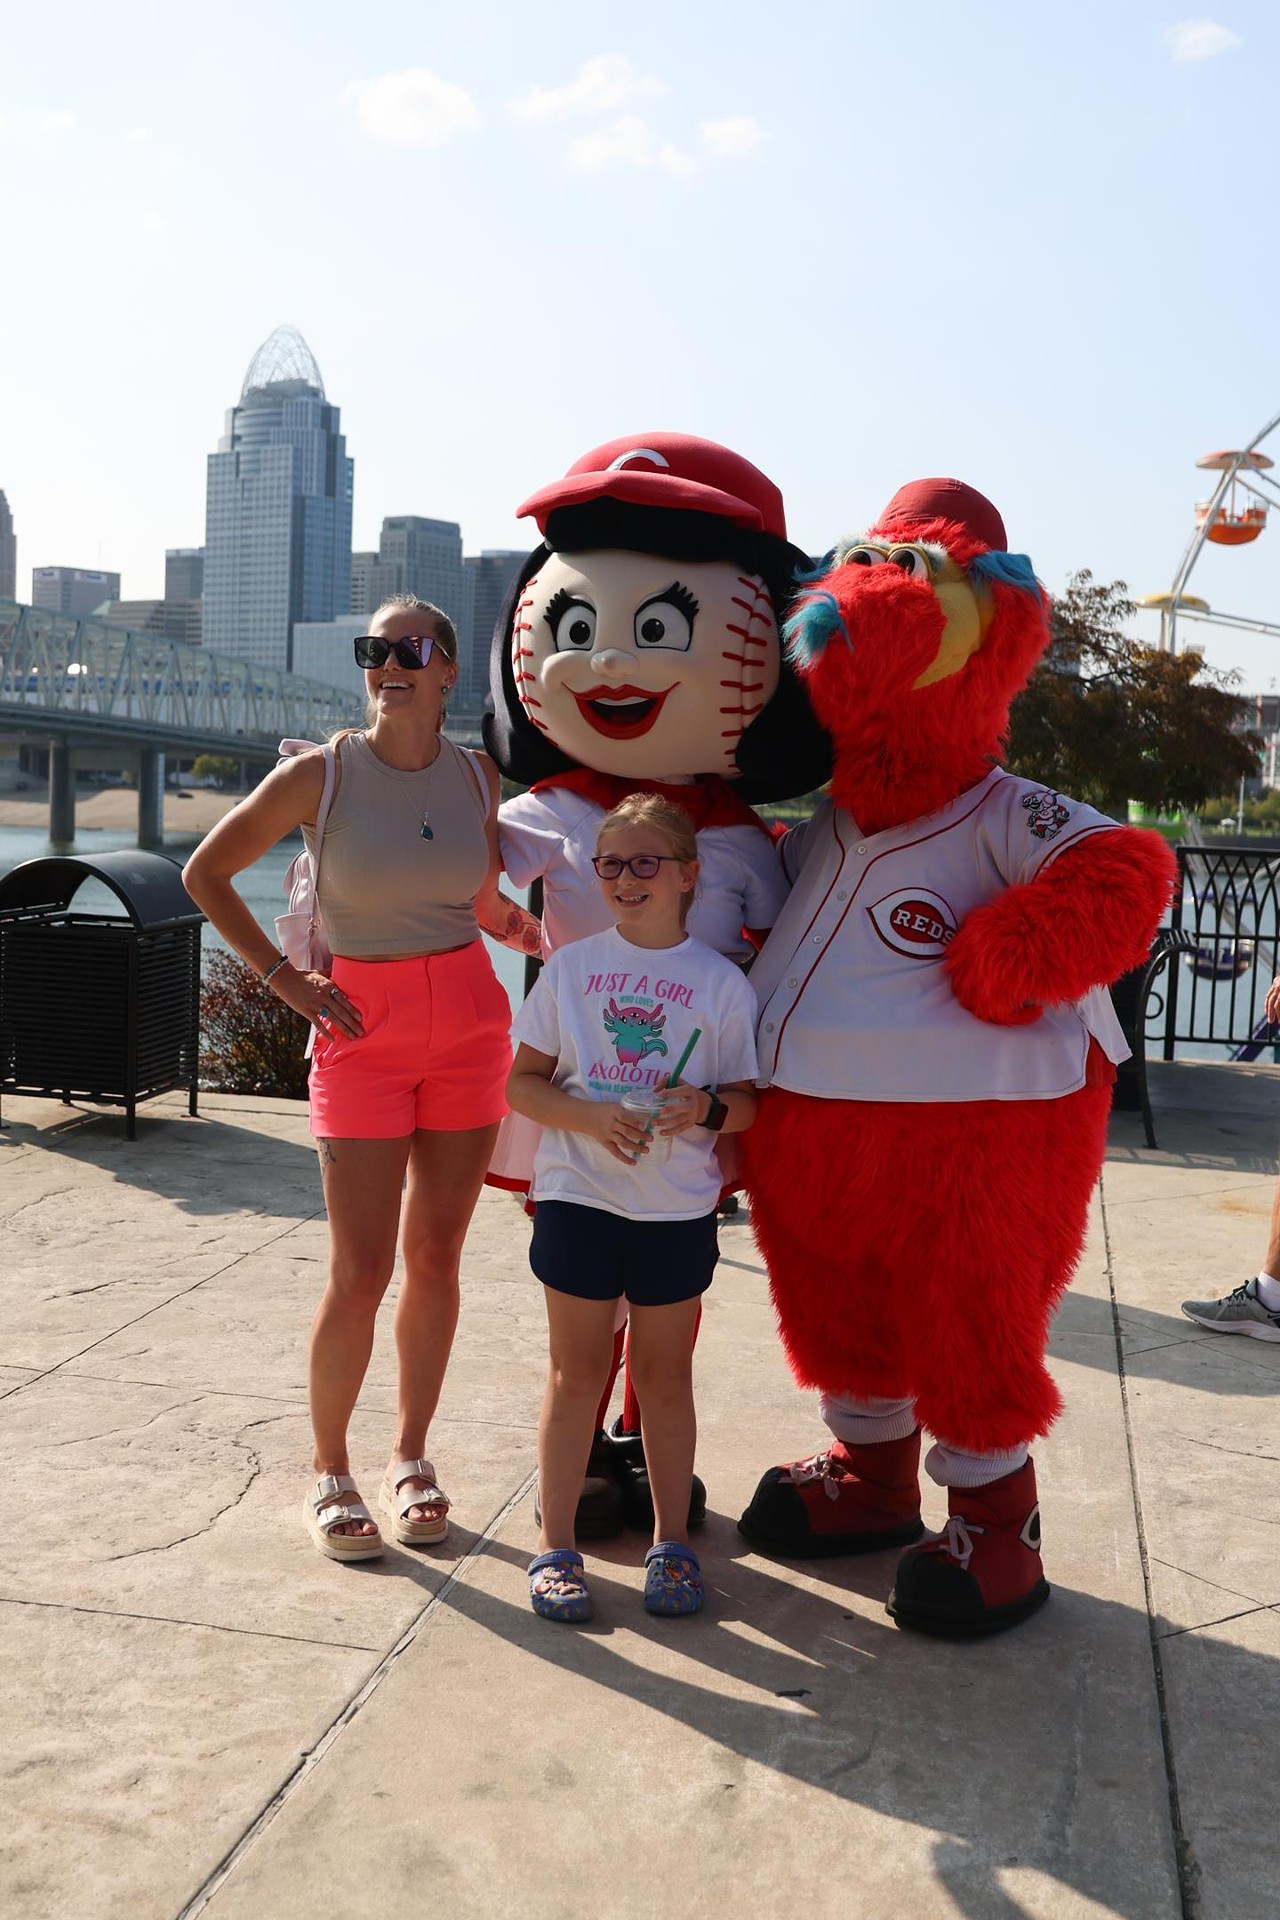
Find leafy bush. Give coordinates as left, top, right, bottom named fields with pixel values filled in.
left=199, top=951, right=309, bottom=1098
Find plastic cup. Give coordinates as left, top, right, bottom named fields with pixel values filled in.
left=620, top=1086, right=672, bottom=1163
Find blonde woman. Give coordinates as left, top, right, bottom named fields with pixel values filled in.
left=184, top=596, right=539, bottom=1561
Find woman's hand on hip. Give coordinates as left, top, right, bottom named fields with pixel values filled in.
left=271, top=966, right=364, bottom=1040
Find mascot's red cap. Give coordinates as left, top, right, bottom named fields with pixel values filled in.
left=518, top=433, right=788, bottom=540
left=876, top=478, right=1007, bottom=555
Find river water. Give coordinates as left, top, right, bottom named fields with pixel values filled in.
left=0, top=822, right=530, bottom=1015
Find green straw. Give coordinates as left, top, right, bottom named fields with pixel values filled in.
left=666, top=1026, right=702, bottom=1088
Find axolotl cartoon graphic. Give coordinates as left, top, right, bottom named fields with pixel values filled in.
left=603, top=999, right=668, bottom=1066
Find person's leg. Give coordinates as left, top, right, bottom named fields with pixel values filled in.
left=538, top=1287, right=620, bottom=1551
left=391, top=1121, right=501, bottom=1519
left=626, top=1296, right=703, bottom=1546
left=311, top=1134, right=413, bottom=1535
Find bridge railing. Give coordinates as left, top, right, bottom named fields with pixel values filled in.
left=0, top=600, right=363, bottom=747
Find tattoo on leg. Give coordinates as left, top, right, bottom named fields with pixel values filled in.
left=317, top=1139, right=337, bottom=1168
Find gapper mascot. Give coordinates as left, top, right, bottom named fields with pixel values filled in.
left=485, top=433, right=830, bottom=1534
left=738, top=478, right=1175, bottom=1636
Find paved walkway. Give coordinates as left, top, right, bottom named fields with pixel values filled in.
left=1, top=1061, right=1276, bottom=1920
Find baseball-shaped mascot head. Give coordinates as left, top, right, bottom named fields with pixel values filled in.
left=783, top=477, right=1049, bottom=831
left=484, top=433, right=830, bottom=801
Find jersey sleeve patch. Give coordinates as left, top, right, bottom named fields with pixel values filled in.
left=1021, top=789, right=1072, bottom=841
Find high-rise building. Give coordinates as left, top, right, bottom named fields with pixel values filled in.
left=463, top=549, right=526, bottom=712
left=203, top=325, right=353, bottom=671
left=165, top=548, right=204, bottom=603
left=351, top=516, right=467, bottom=624
left=31, top=566, right=121, bottom=618
left=0, top=491, right=15, bottom=600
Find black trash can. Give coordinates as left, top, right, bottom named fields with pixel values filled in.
left=0, top=851, right=204, bottom=1137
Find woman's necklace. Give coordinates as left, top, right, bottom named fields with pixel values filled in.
left=367, top=732, right=444, bottom=841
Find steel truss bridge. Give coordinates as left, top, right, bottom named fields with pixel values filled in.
left=0, top=599, right=363, bottom=755
left=0, top=598, right=366, bottom=846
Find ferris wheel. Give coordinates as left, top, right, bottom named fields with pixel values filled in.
left=1148, top=413, right=1280, bottom=653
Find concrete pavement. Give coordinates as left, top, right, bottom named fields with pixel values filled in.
left=1, top=1060, right=1277, bottom=1920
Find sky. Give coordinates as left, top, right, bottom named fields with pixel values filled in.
left=4, top=1, right=1280, bottom=688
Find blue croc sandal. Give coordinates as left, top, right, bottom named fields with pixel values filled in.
left=644, top=1541, right=705, bottom=1617
left=529, top=1548, right=593, bottom=1623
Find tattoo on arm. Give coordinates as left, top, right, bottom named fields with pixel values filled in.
left=488, top=898, right=542, bottom=954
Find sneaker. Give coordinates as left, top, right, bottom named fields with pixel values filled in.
left=1181, top=1279, right=1280, bottom=1342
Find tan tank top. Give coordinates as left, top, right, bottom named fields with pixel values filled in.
left=305, top=731, right=490, bottom=957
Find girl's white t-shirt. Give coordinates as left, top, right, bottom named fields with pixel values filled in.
left=512, top=926, right=760, bottom=1221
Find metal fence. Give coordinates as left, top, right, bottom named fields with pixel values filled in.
left=1147, top=844, right=1280, bottom=1060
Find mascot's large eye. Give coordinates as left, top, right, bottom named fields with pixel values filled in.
left=886, top=547, right=933, bottom=581
left=633, top=584, right=697, bottom=651
left=842, top=545, right=887, bottom=568
left=548, top=596, right=597, bottom=651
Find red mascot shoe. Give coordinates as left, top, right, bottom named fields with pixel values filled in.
left=887, top=1458, right=1049, bottom=1636
left=737, top=1431, right=923, bottom=1558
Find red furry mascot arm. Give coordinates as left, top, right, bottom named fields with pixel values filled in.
left=943, top=827, right=1177, bottom=1026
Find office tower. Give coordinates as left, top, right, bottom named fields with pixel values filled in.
left=0, top=492, right=15, bottom=600
left=351, top=516, right=467, bottom=624
left=462, top=550, right=526, bottom=712
left=203, top=325, right=353, bottom=671
left=31, top=566, right=122, bottom=618
left=98, top=597, right=204, bottom=648
left=165, top=548, right=204, bottom=603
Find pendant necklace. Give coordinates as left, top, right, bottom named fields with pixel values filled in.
left=372, top=733, right=443, bottom=842
left=415, top=743, right=441, bottom=841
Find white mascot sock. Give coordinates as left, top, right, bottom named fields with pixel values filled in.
left=820, top=1393, right=917, bottom=1447
left=926, top=1441, right=1029, bottom=1489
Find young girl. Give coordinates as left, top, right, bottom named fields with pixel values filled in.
left=506, top=795, right=760, bottom=1621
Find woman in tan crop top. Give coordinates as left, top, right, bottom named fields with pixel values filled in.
left=185, top=597, right=541, bottom=1563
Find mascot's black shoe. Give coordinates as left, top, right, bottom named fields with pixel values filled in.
left=533, top=1430, right=625, bottom=1540
left=607, top=1421, right=706, bottom=1532
left=737, top=1432, right=924, bottom=1559
left=887, top=1458, right=1050, bottom=1637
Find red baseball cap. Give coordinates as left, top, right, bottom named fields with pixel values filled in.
left=518, top=432, right=789, bottom=540
left=874, top=478, right=1007, bottom=554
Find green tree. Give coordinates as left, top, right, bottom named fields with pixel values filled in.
left=1004, top=571, right=1261, bottom=820
left=191, top=752, right=240, bottom=789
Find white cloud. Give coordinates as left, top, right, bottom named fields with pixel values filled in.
left=1165, top=19, right=1242, bottom=62
left=511, top=54, right=667, bottom=123
left=0, top=106, right=74, bottom=138
left=568, top=116, right=694, bottom=178
left=701, top=117, right=764, bottom=158
left=344, top=69, right=481, bottom=149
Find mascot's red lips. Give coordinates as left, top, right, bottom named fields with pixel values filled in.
left=572, top=684, right=674, bottom=739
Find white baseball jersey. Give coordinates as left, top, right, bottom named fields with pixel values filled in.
left=751, top=769, right=1130, bottom=1102
left=498, top=785, right=788, bottom=962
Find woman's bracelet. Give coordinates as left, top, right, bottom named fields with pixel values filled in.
left=261, top=954, right=291, bottom=986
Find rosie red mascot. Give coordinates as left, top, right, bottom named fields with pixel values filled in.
left=738, top=478, right=1175, bottom=1637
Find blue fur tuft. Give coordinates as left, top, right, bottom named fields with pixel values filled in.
left=793, top=549, right=836, bottom=586
left=968, top=550, right=1042, bottom=600
left=784, top=589, right=851, bottom=667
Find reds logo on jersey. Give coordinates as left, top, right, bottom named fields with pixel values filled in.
left=1022, top=789, right=1071, bottom=840
left=867, top=888, right=959, bottom=958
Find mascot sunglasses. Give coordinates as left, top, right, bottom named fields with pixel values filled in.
left=353, top=633, right=438, bottom=671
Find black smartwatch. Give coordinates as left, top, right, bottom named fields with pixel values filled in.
left=698, top=1086, right=729, bottom=1132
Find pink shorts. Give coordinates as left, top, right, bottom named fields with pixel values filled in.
left=309, top=944, right=512, bottom=1140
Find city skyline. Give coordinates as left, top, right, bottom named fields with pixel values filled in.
left=5, top=6, right=1280, bottom=687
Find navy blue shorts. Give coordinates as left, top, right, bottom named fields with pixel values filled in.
left=530, top=1201, right=718, bottom=1308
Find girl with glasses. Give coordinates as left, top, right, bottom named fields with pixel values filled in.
left=183, top=595, right=540, bottom=1563
left=506, top=794, right=759, bottom=1621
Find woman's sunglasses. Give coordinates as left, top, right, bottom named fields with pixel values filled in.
left=353, top=633, right=437, bottom=671
left=592, top=854, right=683, bottom=880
